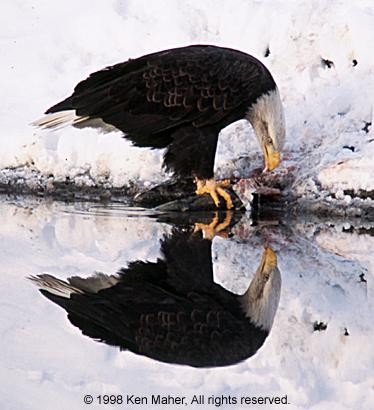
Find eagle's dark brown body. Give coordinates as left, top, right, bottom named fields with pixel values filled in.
left=43, top=45, right=277, bottom=179
left=31, top=226, right=280, bottom=368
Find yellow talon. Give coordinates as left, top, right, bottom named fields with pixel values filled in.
left=195, top=178, right=233, bottom=209
left=194, top=212, right=233, bottom=240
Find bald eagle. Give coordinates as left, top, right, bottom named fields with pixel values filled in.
left=30, top=226, right=281, bottom=367
left=33, top=45, right=285, bottom=209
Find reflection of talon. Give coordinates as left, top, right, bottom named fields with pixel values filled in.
left=195, top=178, right=233, bottom=209
left=194, top=212, right=232, bottom=240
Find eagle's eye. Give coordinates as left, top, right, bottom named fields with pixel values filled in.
left=266, top=136, right=273, bottom=145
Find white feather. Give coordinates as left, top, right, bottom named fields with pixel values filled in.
left=29, top=273, right=119, bottom=298
left=246, top=87, right=286, bottom=152
left=31, top=110, right=90, bottom=129
left=28, top=274, right=83, bottom=298
left=31, top=110, right=118, bottom=133
left=240, top=265, right=281, bottom=331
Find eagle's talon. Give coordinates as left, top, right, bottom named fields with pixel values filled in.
left=194, top=212, right=232, bottom=240
left=220, top=179, right=231, bottom=188
left=195, top=178, right=233, bottom=209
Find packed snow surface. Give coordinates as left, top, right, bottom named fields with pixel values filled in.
left=1, top=0, right=374, bottom=208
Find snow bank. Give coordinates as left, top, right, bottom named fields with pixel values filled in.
left=1, top=0, right=373, bottom=209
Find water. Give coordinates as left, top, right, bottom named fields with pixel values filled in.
left=1, top=198, right=373, bottom=409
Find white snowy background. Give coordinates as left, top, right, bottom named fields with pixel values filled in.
left=1, top=0, right=374, bottom=206
left=1, top=1, right=374, bottom=409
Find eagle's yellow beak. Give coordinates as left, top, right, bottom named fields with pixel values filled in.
left=259, top=247, right=278, bottom=272
left=263, top=143, right=281, bottom=172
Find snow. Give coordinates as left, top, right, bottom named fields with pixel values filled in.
left=0, top=199, right=373, bottom=409
left=1, top=0, right=373, bottom=209
left=1, top=1, right=374, bottom=408
left=318, top=149, right=374, bottom=193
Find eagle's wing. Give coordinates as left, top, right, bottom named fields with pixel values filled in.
left=40, top=45, right=273, bottom=148
left=32, top=228, right=269, bottom=367
left=39, top=261, right=261, bottom=368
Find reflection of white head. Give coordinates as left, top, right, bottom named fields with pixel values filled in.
left=239, top=247, right=282, bottom=331
left=247, top=87, right=286, bottom=171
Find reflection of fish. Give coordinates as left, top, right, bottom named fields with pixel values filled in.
left=30, top=228, right=281, bottom=368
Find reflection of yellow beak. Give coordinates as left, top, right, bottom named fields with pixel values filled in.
left=259, top=247, right=278, bottom=272
left=263, top=143, right=281, bottom=172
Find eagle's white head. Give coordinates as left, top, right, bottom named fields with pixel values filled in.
left=240, top=247, right=281, bottom=331
left=246, top=87, right=286, bottom=171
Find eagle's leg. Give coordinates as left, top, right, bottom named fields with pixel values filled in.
left=194, top=212, right=232, bottom=240
left=195, top=178, right=233, bottom=209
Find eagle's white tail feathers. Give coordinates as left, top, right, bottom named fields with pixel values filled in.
left=29, top=274, right=84, bottom=298
left=68, top=273, right=119, bottom=293
left=31, top=110, right=89, bottom=130
left=31, top=111, right=118, bottom=133
left=29, top=273, right=120, bottom=298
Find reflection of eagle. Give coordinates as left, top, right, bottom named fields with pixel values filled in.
left=33, top=45, right=285, bottom=209
left=30, top=228, right=281, bottom=367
